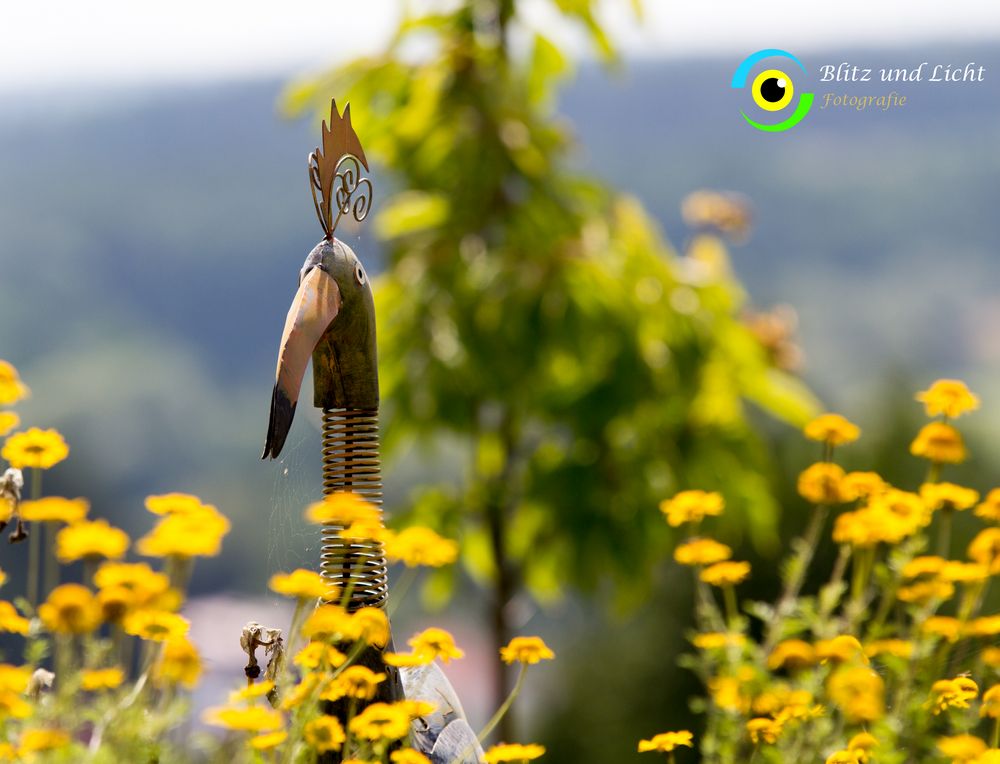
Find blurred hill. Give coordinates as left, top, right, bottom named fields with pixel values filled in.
left=1, top=45, right=999, bottom=594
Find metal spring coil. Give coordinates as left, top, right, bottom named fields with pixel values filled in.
left=321, top=408, right=389, bottom=611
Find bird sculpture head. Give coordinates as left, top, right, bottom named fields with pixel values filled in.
left=262, top=100, right=377, bottom=459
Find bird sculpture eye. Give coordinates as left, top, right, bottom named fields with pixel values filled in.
left=355, top=262, right=367, bottom=285
left=752, top=69, right=794, bottom=112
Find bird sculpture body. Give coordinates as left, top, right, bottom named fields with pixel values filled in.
left=262, top=100, right=484, bottom=764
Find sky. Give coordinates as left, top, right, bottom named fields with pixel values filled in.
left=2, top=0, right=999, bottom=93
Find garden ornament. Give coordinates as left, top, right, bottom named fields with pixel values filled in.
left=262, top=100, right=484, bottom=763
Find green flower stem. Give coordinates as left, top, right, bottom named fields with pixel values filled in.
left=992, top=717, right=999, bottom=749
left=722, top=585, right=739, bottom=629
left=477, top=662, right=528, bottom=743
left=43, top=520, right=59, bottom=595
left=763, top=503, right=830, bottom=652
left=26, top=468, right=42, bottom=607
left=936, top=507, right=954, bottom=558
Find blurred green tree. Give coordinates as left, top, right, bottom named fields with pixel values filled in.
left=284, top=0, right=817, bottom=736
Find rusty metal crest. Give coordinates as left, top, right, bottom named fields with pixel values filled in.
left=308, top=100, right=373, bottom=239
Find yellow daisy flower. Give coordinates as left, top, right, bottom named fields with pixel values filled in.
left=674, top=538, right=732, bottom=566
left=384, top=526, right=458, bottom=567
left=203, top=705, right=283, bottom=732
left=348, top=702, right=411, bottom=742
left=122, top=610, right=189, bottom=642
left=137, top=504, right=230, bottom=558
left=699, top=561, right=750, bottom=587
left=81, top=667, right=125, bottom=692
left=0, top=413, right=18, bottom=438
left=0, top=362, right=29, bottom=406
left=19, top=497, right=89, bottom=524
left=0, top=602, right=29, bottom=635
left=659, top=490, right=724, bottom=527
left=917, top=379, right=979, bottom=418
left=485, top=743, right=547, bottom=762
left=500, top=636, right=555, bottom=665
left=911, top=422, right=966, bottom=464
left=408, top=627, right=465, bottom=663
left=38, top=584, right=101, bottom=634
left=56, top=519, right=129, bottom=562
left=2, top=427, right=68, bottom=470
left=637, top=730, right=693, bottom=753
left=268, top=569, right=330, bottom=600
left=804, top=413, right=860, bottom=446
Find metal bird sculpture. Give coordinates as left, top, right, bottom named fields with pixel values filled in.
left=263, top=100, right=484, bottom=764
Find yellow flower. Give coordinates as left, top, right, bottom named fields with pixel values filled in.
left=302, top=604, right=354, bottom=641
left=825, top=751, right=860, bottom=764
left=981, top=685, right=1000, bottom=718
left=0, top=602, right=29, bottom=635
left=322, top=666, right=385, bottom=702
left=80, top=667, right=125, bottom=691
left=911, top=422, right=966, bottom=464
left=0, top=665, right=31, bottom=694
left=927, top=676, right=979, bottom=714
left=384, top=651, right=433, bottom=668
left=38, top=583, right=101, bottom=634
left=144, top=492, right=210, bottom=515
left=815, top=635, right=868, bottom=665
left=984, top=648, right=1000, bottom=668
left=976, top=490, right=1000, bottom=523
left=399, top=700, right=436, bottom=719
left=500, top=636, right=555, bottom=665
left=767, top=640, right=816, bottom=671
left=917, top=379, right=979, bottom=418
left=18, top=729, right=71, bottom=754
left=0, top=414, right=18, bottom=438
left=898, top=579, right=954, bottom=604
left=137, top=504, right=230, bottom=558
left=305, top=492, right=381, bottom=529
left=848, top=732, right=879, bottom=763
left=843, top=471, right=886, bottom=499
left=391, top=750, right=432, bottom=764
left=940, top=561, right=989, bottom=584
left=637, top=730, right=693, bottom=754
left=804, top=413, right=860, bottom=446
left=304, top=715, right=346, bottom=752
left=746, top=717, right=783, bottom=745
left=484, top=743, right=547, bottom=762
left=20, top=497, right=89, bottom=524
left=976, top=751, right=1000, bottom=764
left=969, top=529, right=1000, bottom=573
left=204, top=705, right=283, bottom=732
left=0, top=362, right=29, bottom=406
left=231, top=681, right=275, bottom=702
left=700, top=561, right=750, bottom=587
left=351, top=607, right=390, bottom=647
left=674, top=538, right=732, bottom=566
left=833, top=498, right=924, bottom=548
left=922, top=616, right=963, bottom=642
left=864, top=639, right=913, bottom=660
left=280, top=673, right=324, bottom=711
left=692, top=632, right=745, bottom=650
left=348, top=702, right=411, bottom=742
left=269, top=569, right=330, bottom=600
left=709, top=669, right=754, bottom=713
left=659, top=490, right=724, bottom=527
left=938, top=734, right=987, bottom=763
left=56, top=519, right=129, bottom=562
left=902, top=555, right=947, bottom=579
left=94, top=562, right=171, bottom=603
left=408, top=627, right=465, bottom=663
left=123, top=610, right=189, bottom=642
left=921, top=482, right=979, bottom=512
left=294, top=641, right=346, bottom=670
left=250, top=731, right=287, bottom=751
left=968, top=616, right=1000, bottom=637
left=2, top=427, right=68, bottom=470
left=0, top=691, right=31, bottom=720
left=827, top=666, right=884, bottom=723
left=384, top=526, right=459, bottom=567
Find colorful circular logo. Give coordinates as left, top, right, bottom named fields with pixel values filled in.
left=732, top=49, right=814, bottom=132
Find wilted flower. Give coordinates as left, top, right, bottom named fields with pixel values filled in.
left=917, top=379, right=979, bottom=418
left=56, top=519, right=129, bottom=562
left=500, top=636, right=555, bottom=665
left=804, top=413, right=860, bottom=446
left=2, top=427, right=69, bottom=470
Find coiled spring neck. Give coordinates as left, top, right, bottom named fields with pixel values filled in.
left=321, top=408, right=388, bottom=611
